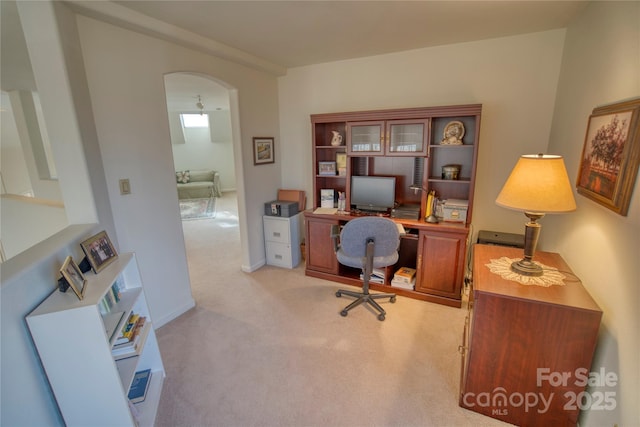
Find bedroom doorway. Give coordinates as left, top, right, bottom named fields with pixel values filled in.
left=163, top=72, right=245, bottom=296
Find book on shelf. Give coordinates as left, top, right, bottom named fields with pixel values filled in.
left=98, top=283, right=122, bottom=315
left=360, top=268, right=386, bottom=284
left=128, top=369, right=152, bottom=404
left=391, top=277, right=415, bottom=290
left=112, top=318, right=150, bottom=360
left=114, top=313, right=141, bottom=345
left=394, top=267, right=416, bottom=283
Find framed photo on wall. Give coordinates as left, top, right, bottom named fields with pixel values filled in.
left=60, top=256, right=87, bottom=300
left=80, top=230, right=119, bottom=273
left=253, top=137, right=275, bottom=165
left=576, top=98, right=640, bottom=216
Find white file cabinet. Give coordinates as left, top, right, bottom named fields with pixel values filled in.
left=263, top=213, right=301, bottom=268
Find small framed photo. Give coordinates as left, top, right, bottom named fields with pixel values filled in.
left=577, top=98, right=640, bottom=216
left=60, top=256, right=87, bottom=300
left=318, top=161, right=337, bottom=176
left=253, top=137, right=275, bottom=165
left=80, top=231, right=118, bottom=273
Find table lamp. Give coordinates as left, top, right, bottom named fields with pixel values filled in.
left=495, top=154, right=576, bottom=276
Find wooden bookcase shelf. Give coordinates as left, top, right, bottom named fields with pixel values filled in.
left=26, top=253, right=164, bottom=427
left=306, top=104, right=481, bottom=307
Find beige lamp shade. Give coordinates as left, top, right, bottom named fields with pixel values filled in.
left=496, top=154, right=577, bottom=213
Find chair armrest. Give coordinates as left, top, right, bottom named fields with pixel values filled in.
left=330, top=224, right=341, bottom=253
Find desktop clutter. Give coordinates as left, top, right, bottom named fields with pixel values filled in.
left=313, top=186, right=468, bottom=224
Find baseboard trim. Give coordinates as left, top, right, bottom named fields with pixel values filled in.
left=154, top=298, right=196, bottom=328
left=242, top=258, right=266, bottom=273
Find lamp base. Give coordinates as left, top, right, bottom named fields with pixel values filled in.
left=510, top=259, right=543, bottom=276
left=425, top=214, right=439, bottom=223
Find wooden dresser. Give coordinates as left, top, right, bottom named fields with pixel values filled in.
left=459, top=244, right=602, bottom=426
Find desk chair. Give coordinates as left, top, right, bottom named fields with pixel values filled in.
left=332, top=217, right=400, bottom=321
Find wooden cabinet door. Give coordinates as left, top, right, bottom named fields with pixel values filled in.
left=416, top=229, right=466, bottom=299
left=386, top=119, right=429, bottom=156
left=305, top=216, right=339, bottom=274
left=346, top=121, right=384, bottom=155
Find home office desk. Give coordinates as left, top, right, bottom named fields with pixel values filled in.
left=303, top=209, right=470, bottom=307
left=459, top=244, right=602, bottom=426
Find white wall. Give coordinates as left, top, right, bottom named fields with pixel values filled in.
left=278, top=4, right=639, bottom=425
left=278, top=29, right=566, bottom=240
left=544, top=2, right=639, bottom=426
left=75, top=14, right=280, bottom=284
left=3, top=2, right=282, bottom=425
left=1, top=2, right=113, bottom=425
left=1, top=92, right=33, bottom=195
left=0, top=197, right=67, bottom=259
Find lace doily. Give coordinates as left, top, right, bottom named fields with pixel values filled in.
left=485, top=257, right=566, bottom=287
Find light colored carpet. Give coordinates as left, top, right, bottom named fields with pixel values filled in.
left=180, top=197, right=216, bottom=220
left=155, top=192, right=510, bottom=427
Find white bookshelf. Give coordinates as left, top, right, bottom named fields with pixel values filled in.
left=26, top=252, right=165, bottom=427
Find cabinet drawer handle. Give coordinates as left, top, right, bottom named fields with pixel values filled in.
left=273, top=232, right=281, bottom=238
left=275, top=255, right=282, bottom=260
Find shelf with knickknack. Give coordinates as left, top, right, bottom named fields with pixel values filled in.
left=307, top=105, right=481, bottom=307
left=26, top=252, right=164, bottom=427
left=313, top=121, right=347, bottom=207
left=427, top=115, right=480, bottom=222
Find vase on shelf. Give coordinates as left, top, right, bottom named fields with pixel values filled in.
left=330, top=130, right=343, bottom=146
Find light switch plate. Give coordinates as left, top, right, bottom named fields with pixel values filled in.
left=119, top=179, right=131, bottom=195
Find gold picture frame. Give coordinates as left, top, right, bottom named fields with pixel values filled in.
left=253, top=137, right=275, bottom=165
left=577, top=98, right=640, bottom=216
left=80, top=230, right=118, bottom=273
left=60, top=256, right=87, bottom=300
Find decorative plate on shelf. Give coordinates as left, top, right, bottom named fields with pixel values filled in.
left=441, top=120, right=465, bottom=145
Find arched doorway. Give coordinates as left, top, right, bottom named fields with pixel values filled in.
left=163, top=72, right=249, bottom=294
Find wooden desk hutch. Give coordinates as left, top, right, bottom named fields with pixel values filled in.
left=304, top=104, right=481, bottom=307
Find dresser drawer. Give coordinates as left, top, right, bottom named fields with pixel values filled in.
left=263, top=217, right=292, bottom=244
left=266, top=241, right=295, bottom=268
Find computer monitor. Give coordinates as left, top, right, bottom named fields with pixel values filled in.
left=350, top=176, right=396, bottom=213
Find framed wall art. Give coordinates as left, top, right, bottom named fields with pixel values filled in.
left=60, top=256, right=87, bottom=300
left=80, top=230, right=118, bottom=273
left=253, top=137, right=275, bottom=165
left=576, top=98, right=640, bottom=216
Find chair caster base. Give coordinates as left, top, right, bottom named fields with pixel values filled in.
left=336, top=289, right=394, bottom=320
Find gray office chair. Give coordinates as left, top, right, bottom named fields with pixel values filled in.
left=332, top=217, right=400, bottom=321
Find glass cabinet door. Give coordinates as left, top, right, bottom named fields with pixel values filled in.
left=347, top=121, right=384, bottom=155
left=387, top=119, right=429, bottom=155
